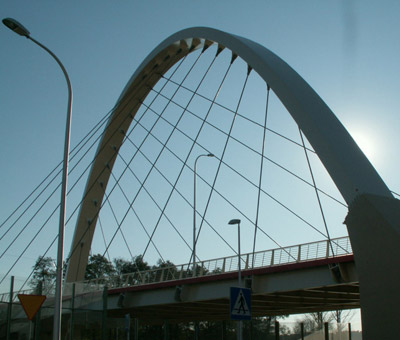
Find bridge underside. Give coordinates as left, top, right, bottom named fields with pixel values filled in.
left=109, top=282, right=360, bottom=323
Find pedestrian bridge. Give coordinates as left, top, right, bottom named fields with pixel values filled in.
left=1, top=236, right=358, bottom=324
left=80, top=236, right=353, bottom=291
left=88, top=236, right=358, bottom=322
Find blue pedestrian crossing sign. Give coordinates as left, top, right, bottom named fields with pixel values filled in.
left=230, top=287, right=252, bottom=320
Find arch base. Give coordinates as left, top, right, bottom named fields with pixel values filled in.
left=345, top=194, right=400, bottom=340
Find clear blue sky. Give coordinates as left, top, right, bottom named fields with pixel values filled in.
left=1, top=0, right=399, bottom=208
left=1, top=0, right=400, bottom=328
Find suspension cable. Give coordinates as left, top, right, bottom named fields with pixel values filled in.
left=140, top=47, right=225, bottom=259
left=1, top=109, right=114, bottom=250
left=0, top=201, right=59, bottom=285
left=196, top=64, right=252, bottom=261
left=18, top=236, right=58, bottom=293
left=64, top=49, right=190, bottom=266
left=1, top=95, right=140, bottom=279
left=0, top=87, right=150, bottom=275
left=137, top=88, right=323, bottom=253
left=110, top=152, right=200, bottom=281
left=102, top=47, right=209, bottom=259
left=158, top=75, right=317, bottom=154
left=252, top=85, right=270, bottom=266
left=298, top=128, right=334, bottom=255
left=0, top=105, right=113, bottom=233
left=2, top=47, right=187, bottom=286
left=125, top=134, right=238, bottom=256
left=107, top=169, right=165, bottom=261
left=97, top=215, right=111, bottom=261
left=147, top=87, right=346, bottom=208
left=0, top=107, right=113, bottom=242
left=391, top=190, right=400, bottom=198
left=100, top=179, right=150, bottom=280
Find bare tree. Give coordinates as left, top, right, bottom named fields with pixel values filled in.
left=295, top=312, right=334, bottom=334
left=330, top=309, right=355, bottom=332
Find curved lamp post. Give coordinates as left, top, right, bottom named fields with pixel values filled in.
left=228, top=218, right=242, bottom=340
left=193, top=153, right=214, bottom=275
left=3, top=18, right=73, bottom=340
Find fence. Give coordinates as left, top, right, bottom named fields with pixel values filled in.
left=75, top=236, right=352, bottom=294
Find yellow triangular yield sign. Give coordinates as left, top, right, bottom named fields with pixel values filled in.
left=18, top=294, right=46, bottom=320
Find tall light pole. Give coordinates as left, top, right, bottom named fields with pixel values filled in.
left=2, top=18, right=73, bottom=340
left=193, top=153, right=214, bottom=276
left=228, top=218, right=242, bottom=340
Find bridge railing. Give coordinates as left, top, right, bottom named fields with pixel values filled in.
left=0, top=236, right=352, bottom=301
left=69, top=236, right=352, bottom=293
left=0, top=285, right=56, bottom=303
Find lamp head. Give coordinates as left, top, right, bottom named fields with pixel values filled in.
left=207, top=153, right=215, bottom=157
left=2, top=18, right=30, bottom=37
left=228, top=219, right=241, bottom=225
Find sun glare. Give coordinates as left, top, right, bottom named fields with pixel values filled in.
left=350, top=129, right=379, bottom=164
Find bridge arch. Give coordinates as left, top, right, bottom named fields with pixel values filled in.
left=66, top=26, right=391, bottom=281
left=67, top=28, right=399, bottom=339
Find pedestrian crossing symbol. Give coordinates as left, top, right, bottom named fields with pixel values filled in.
left=230, top=287, right=251, bottom=320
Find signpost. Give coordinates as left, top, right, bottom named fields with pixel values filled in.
left=230, top=287, right=251, bottom=321
left=18, top=294, right=46, bottom=340
left=125, top=314, right=130, bottom=340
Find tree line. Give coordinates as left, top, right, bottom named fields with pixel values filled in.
left=29, top=253, right=155, bottom=290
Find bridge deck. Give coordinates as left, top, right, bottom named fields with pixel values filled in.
left=106, top=255, right=359, bottom=322
left=95, top=254, right=358, bottom=323
left=1, top=237, right=359, bottom=323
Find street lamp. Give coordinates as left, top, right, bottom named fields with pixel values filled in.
left=3, top=18, right=73, bottom=340
left=193, top=153, right=214, bottom=275
left=228, top=219, right=242, bottom=287
left=228, top=218, right=242, bottom=340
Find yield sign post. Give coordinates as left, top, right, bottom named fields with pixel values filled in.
left=18, top=294, right=46, bottom=321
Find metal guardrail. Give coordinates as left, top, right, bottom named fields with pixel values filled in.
left=72, top=236, right=352, bottom=293
left=0, top=236, right=352, bottom=302
left=0, top=286, right=55, bottom=303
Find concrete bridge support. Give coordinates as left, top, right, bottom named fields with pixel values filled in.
left=346, top=194, right=400, bottom=340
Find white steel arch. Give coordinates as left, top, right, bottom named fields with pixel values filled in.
left=66, top=27, right=399, bottom=339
